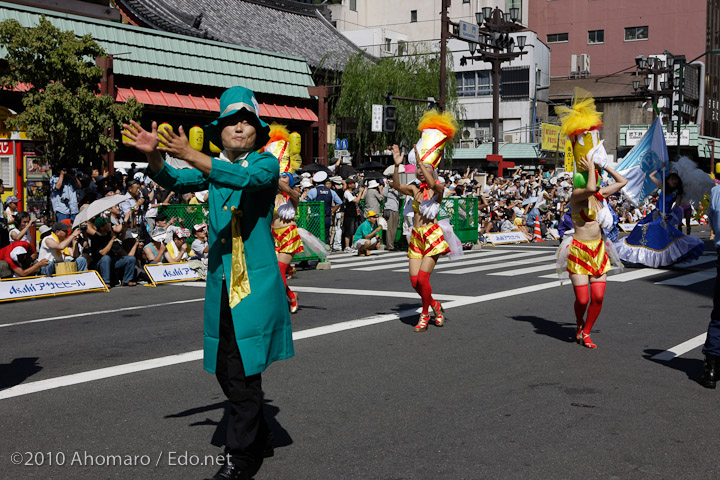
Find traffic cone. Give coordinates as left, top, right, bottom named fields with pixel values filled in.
left=533, top=218, right=544, bottom=242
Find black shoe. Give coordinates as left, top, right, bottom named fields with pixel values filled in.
left=701, top=354, right=719, bottom=389
left=205, top=458, right=251, bottom=480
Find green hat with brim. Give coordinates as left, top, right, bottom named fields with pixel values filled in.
left=205, top=86, right=270, bottom=152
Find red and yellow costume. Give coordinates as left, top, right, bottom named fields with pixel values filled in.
left=273, top=224, right=304, bottom=255
left=567, top=237, right=610, bottom=277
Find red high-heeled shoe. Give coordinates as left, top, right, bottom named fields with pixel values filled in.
left=579, top=332, right=597, bottom=349
left=414, top=313, right=430, bottom=332
left=432, top=300, right=445, bottom=327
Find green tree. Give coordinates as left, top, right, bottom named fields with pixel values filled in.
left=0, top=16, right=142, bottom=168
left=334, top=48, right=463, bottom=163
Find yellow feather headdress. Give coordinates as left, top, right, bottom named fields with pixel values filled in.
left=411, top=110, right=459, bottom=168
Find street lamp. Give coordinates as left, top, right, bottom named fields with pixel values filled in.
left=455, top=6, right=527, bottom=155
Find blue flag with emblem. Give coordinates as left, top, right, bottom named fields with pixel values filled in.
left=615, top=117, right=669, bottom=206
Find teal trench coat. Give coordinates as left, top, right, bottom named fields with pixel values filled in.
left=151, top=151, right=294, bottom=376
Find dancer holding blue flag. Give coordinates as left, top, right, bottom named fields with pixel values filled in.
left=615, top=119, right=707, bottom=267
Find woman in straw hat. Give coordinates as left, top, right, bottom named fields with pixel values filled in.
left=123, top=86, right=293, bottom=480
left=390, top=110, right=458, bottom=332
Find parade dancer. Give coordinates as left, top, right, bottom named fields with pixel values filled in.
left=565, top=157, right=627, bottom=348
left=264, top=123, right=304, bottom=313
left=555, top=88, right=626, bottom=349
left=390, top=110, right=459, bottom=332
left=123, top=86, right=294, bottom=480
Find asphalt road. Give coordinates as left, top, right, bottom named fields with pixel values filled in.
left=1, top=233, right=719, bottom=480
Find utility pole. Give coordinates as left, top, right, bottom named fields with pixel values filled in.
left=438, top=0, right=450, bottom=112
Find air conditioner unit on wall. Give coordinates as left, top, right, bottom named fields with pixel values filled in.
left=504, top=134, right=514, bottom=143
left=570, top=54, right=578, bottom=73
left=579, top=54, right=590, bottom=73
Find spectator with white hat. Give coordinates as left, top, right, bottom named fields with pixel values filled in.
left=0, top=240, right=48, bottom=278
left=307, top=171, right=342, bottom=244
left=364, top=179, right=383, bottom=218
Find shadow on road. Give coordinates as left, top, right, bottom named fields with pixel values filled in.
left=0, top=357, right=42, bottom=390
left=644, top=349, right=704, bottom=385
left=393, top=303, right=421, bottom=327
left=165, top=398, right=292, bottom=450
left=510, top=315, right=577, bottom=343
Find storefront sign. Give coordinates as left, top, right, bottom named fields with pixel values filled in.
left=625, top=129, right=690, bottom=147
left=0, top=271, right=108, bottom=302
left=144, top=262, right=201, bottom=285
left=564, top=140, right=574, bottom=172
left=541, top=123, right=562, bottom=152
left=0, top=141, right=13, bottom=155
left=484, top=231, right=529, bottom=245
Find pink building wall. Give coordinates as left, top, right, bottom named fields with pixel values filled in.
left=528, top=0, right=707, bottom=77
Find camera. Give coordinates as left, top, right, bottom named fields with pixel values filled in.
left=79, top=224, right=88, bottom=231
left=61, top=197, right=70, bottom=205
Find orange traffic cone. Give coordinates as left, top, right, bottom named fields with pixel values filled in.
left=533, top=218, right=544, bottom=242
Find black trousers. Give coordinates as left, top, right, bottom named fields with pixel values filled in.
left=704, top=251, right=720, bottom=357
left=217, top=281, right=268, bottom=469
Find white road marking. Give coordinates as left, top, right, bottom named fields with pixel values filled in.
left=488, top=263, right=557, bottom=276
left=0, top=298, right=206, bottom=329
left=440, top=254, right=557, bottom=275
left=650, top=333, right=707, bottom=361
left=291, top=286, right=470, bottom=301
left=607, top=268, right=664, bottom=282
left=376, top=251, right=539, bottom=273
left=655, top=269, right=715, bottom=286
left=0, top=280, right=563, bottom=400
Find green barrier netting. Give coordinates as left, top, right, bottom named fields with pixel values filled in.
left=158, top=203, right=328, bottom=262
left=157, top=204, right=209, bottom=244
left=439, top=197, right=479, bottom=244
left=294, top=201, right=325, bottom=262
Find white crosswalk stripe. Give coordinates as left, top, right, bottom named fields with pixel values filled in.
left=354, top=249, right=517, bottom=272
left=319, top=244, right=719, bottom=286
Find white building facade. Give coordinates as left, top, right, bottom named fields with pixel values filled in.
left=327, top=0, right=550, bottom=149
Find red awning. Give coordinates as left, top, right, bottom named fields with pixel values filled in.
left=116, top=87, right=317, bottom=122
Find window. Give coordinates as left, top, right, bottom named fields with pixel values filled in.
left=547, top=33, right=568, bottom=43
left=463, top=0, right=470, bottom=3
left=625, top=26, right=648, bottom=41
left=0, top=155, right=13, bottom=190
left=410, top=10, right=417, bottom=22
left=500, top=67, right=530, bottom=100
left=456, top=71, right=492, bottom=97
left=384, top=38, right=392, bottom=53
left=397, top=40, right=406, bottom=56
left=349, top=0, right=356, bottom=12
left=588, top=30, right=604, bottom=44
left=505, top=0, right=522, bottom=22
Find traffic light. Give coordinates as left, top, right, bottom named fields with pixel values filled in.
left=382, top=105, right=396, bottom=132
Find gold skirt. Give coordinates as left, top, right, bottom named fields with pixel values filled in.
left=273, top=224, right=304, bottom=255
left=408, top=223, right=450, bottom=259
left=567, top=237, right=610, bottom=277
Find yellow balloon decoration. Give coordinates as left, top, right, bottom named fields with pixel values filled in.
left=289, top=131, right=301, bottom=155
left=189, top=125, right=204, bottom=151
left=158, top=123, right=173, bottom=148
left=209, top=141, right=222, bottom=153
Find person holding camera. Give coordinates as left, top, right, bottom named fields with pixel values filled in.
left=86, top=216, right=138, bottom=286
left=37, top=222, right=88, bottom=274
left=50, top=167, right=80, bottom=222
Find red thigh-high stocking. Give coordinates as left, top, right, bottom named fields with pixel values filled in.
left=583, top=281, right=606, bottom=335
left=410, top=275, right=420, bottom=294
left=278, top=261, right=294, bottom=299
left=417, top=270, right=434, bottom=315
left=573, top=284, right=590, bottom=331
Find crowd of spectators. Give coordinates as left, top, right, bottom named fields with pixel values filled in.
left=0, top=163, right=210, bottom=285
left=0, top=160, right=660, bottom=280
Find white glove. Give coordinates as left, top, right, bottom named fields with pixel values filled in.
left=588, top=140, right=608, bottom=169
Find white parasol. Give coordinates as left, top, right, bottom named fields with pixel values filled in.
left=72, top=194, right=130, bottom=227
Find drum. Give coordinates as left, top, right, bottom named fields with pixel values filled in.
left=55, top=261, right=78, bottom=275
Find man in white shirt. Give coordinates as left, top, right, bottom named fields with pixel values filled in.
left=38, top=222, right=88, bottom=275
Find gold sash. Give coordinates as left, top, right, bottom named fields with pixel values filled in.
left=229, top=209, right=251, bottom=308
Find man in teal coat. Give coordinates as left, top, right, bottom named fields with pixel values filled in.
left=123, top=86, right=293, bottom=480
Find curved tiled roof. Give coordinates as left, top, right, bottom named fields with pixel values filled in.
left=117, top=0, right=363, bottom=71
